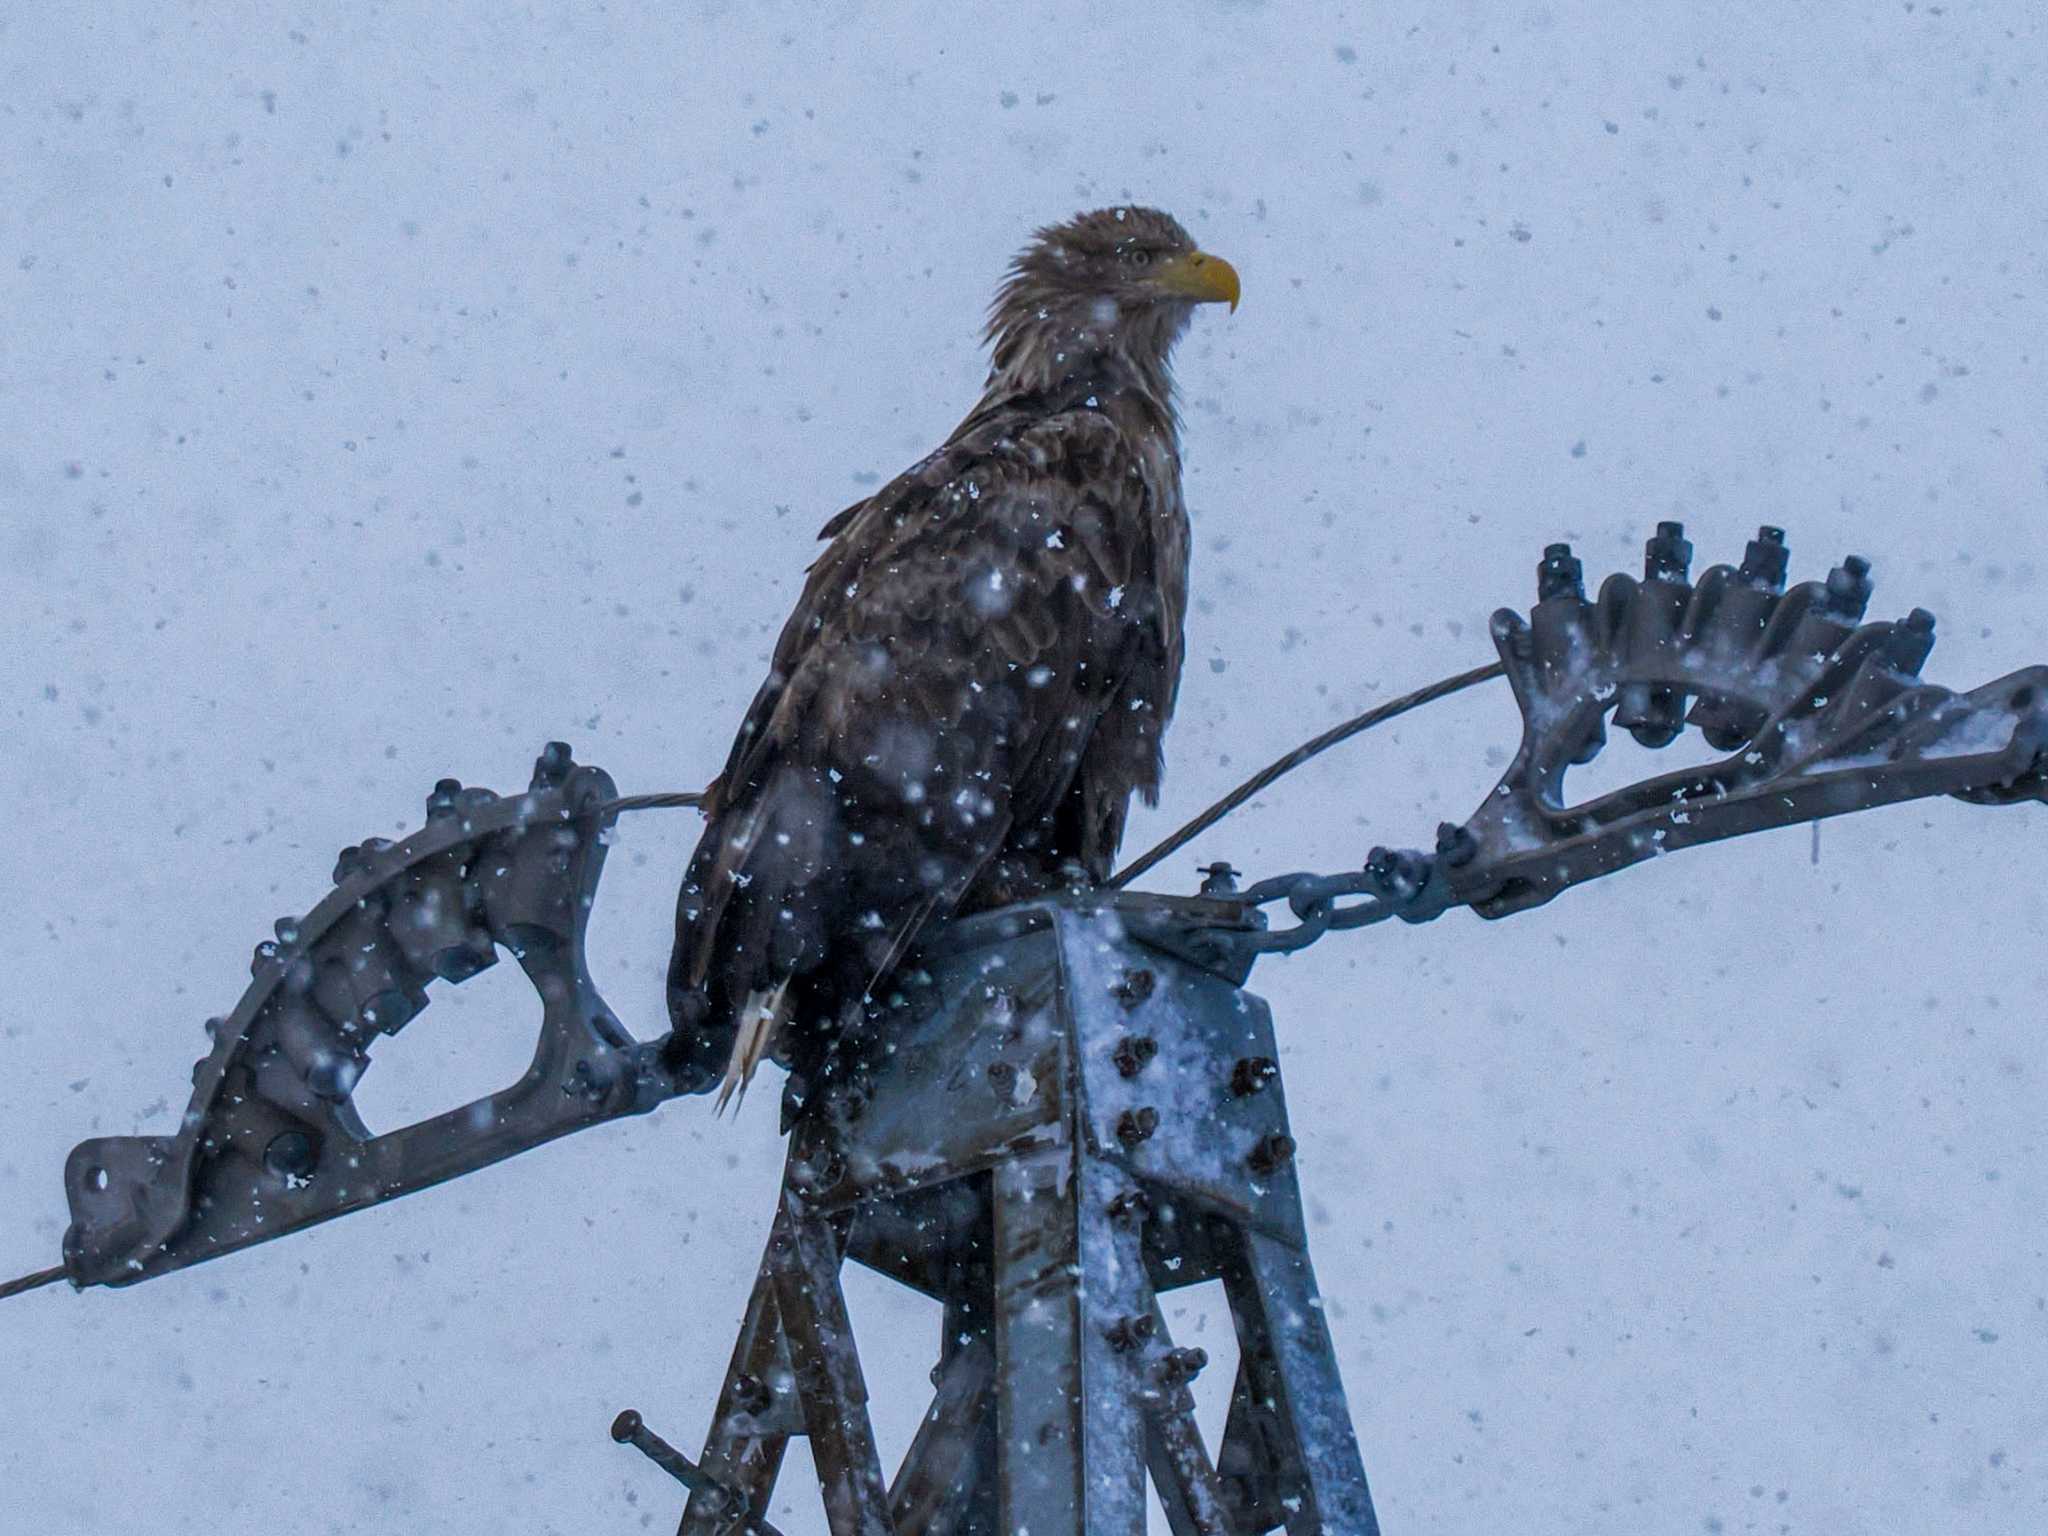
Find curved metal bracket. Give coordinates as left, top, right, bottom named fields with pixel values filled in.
left=1208, top=525, right=2047, bottom=960
left=59, top=744, right=697, bottom=1289
left=1457, top=524, right=2048, bottom=916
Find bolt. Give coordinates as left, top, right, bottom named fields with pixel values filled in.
left=1644, top=520, right=1692, bottom=583
left=426, top=778, right=463, bottom=818
left=1826, top=557, right=1874, bottom=620
left=532, top=741, right=574, bottom=788
left=985, top=1060, right=1018, bottom=1100
left=1104, top=1314, right=1158, bottom=1353
left=306, top=1052, right=364, bottom=1102
left=1107, top=1189, right=1152, bottom=1226
left=730, top=1373, right=774, bottom=1416
left=263, top=1130, right=318, bottom=1180
left=1248, top=1132, right=1296, bottom=1176
left=1158, top=1347, right=1208, bottom=1387
left=1112, top=1035, right=1158, bottom=1078
left=1367, top=845, right=1429, bottom=902
left=1742, top=526, right=1790, bottom=589
left=787, top=1145, right=845, bottom=1197
left=1537, top=542, right=1583, bottom=603
left=1116, top=1107, right=1160, bottom=1147
left=1231, top=1056, right=1279, bottom=1097
left=1198, top=862, right=1240, bottom=895
left=1111, top=968, right=1155, bottom=1009
left=1434, top=821, right=1478, bottom=867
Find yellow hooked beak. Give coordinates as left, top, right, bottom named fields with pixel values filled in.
left=1154, top=249, right=1240, bottom=312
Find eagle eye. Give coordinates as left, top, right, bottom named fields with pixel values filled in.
left=1124, top=247, right=1153, bottom=269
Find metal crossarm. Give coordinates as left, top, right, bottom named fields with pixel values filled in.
left=8, top=522, right=2042, bottom=1535
left=54, top=744, right=698, bottom=1291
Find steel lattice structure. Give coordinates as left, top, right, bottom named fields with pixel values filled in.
left=8, top=525, right=2044, bottom=1535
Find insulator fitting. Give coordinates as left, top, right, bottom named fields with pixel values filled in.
left=1537, top=542, right=1584, bottom=603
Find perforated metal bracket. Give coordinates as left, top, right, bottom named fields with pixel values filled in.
left=59, top=743, right=696, bottom=1290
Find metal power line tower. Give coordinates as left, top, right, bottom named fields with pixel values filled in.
left=12, top=525, right=2047, bottom=1535
left=621, top=887, right=1376, bottom=1535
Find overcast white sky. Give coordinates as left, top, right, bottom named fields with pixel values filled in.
left=4, top=4, right=2045, bottom=1532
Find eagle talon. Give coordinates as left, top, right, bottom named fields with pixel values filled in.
left=656, top=1031, right=729, bottom=1096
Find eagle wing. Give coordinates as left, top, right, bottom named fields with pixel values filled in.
left=666, top=406, right=1178, bottom=1095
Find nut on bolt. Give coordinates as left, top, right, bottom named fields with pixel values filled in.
left=1104, top=1314, right=1158, bottom=1353
left=1248, top=1132, right=1296, bottom=1176
left=532, top=740, right=574, bottom=788
left=730, top=1372, right=774, bottom=1416
left=1106, top=1188, right=1152, bottom=1226
left=1116, top=1107, right=1160, bottom=1147
left=1112, top=1034, right=1158, bottom=1078
left=1111, top=968, right=1156, bottom=1009
left=1537, top=542, right=1583, bottom=602
left=1230, top=1056, right=1279, bottom=1097
left=1157, top=1346, right=1208, bottom=1387
left=1434, top=821, right=1478, bottom=867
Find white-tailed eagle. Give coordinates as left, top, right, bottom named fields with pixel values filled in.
left=662, top=206, right=1238, bottom=1115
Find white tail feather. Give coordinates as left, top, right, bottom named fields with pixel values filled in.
left=715, top=981, right=790, bottom=1115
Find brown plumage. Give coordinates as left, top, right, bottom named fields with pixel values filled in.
left=663, top=206, right=1238, bottom=1116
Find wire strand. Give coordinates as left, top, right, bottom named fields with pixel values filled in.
left=1108, top=659, right=1507, bottom=890
left=582, top=663, right=1507, bottom=892
left=0, top=1265, right=67, bottom=1301
left=596, top=790, right=707, bottom=815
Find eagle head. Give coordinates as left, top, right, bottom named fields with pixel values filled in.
left=985, top=206, right=1238, bottom=404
